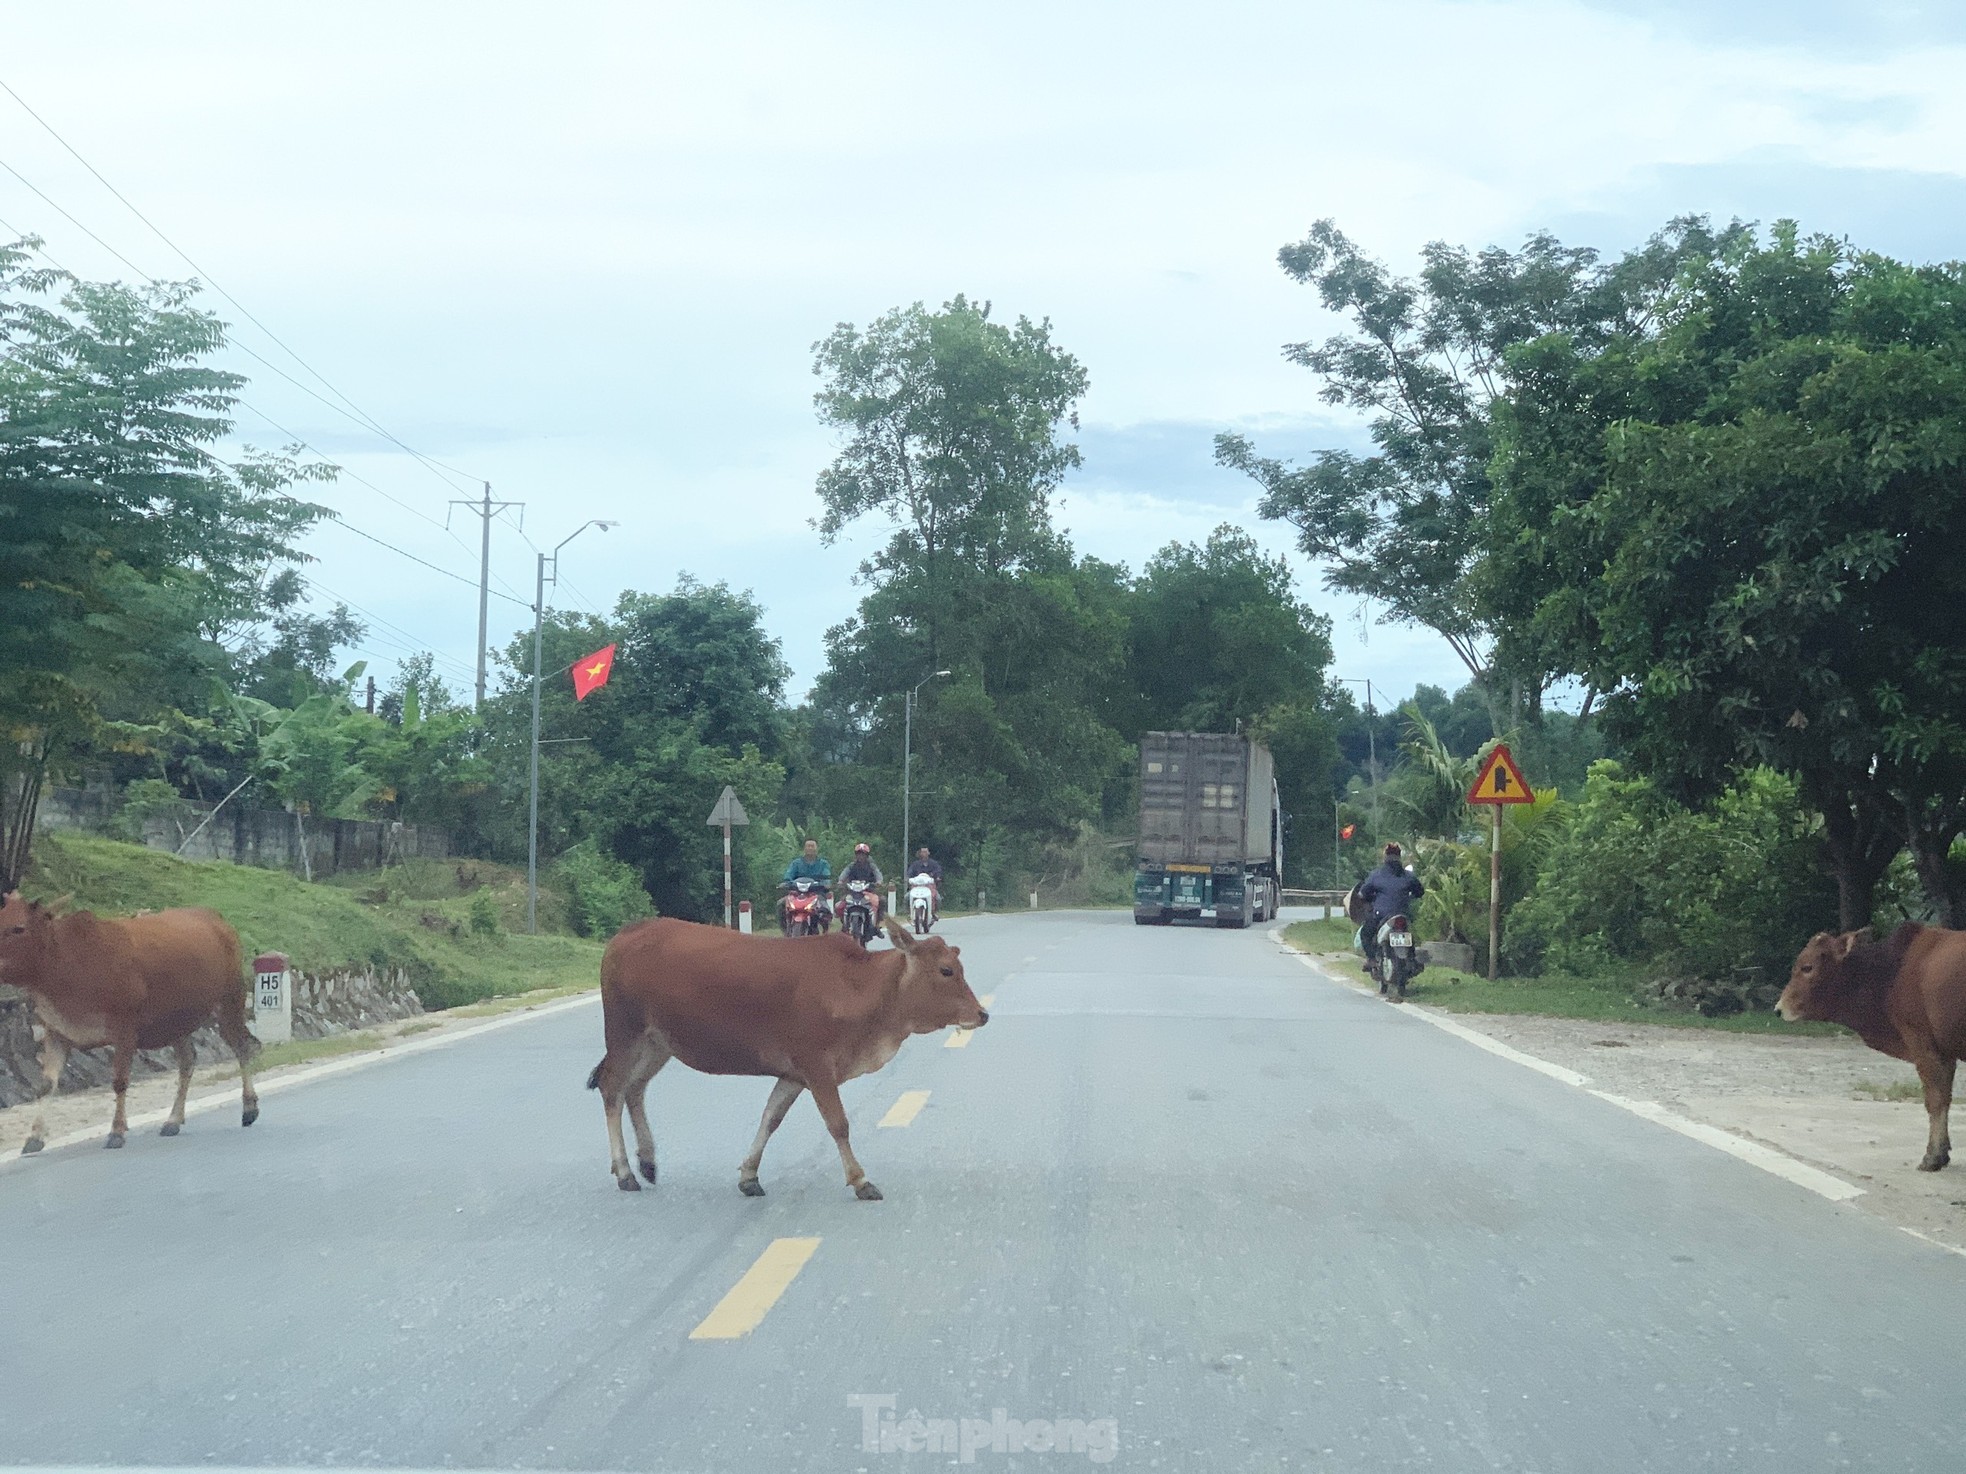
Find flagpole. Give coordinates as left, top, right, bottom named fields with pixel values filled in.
left=528, top=519, right=617, bottom=936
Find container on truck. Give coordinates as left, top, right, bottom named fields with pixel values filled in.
left=1132, top=731, right=1282, bottom=929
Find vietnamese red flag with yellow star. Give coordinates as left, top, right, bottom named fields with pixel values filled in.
left=571, top=643, right=617, bottom=701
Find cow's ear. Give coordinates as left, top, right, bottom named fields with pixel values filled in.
left=882, top=916, right=917, bottom=953
left=1837, top=931, right=1865, bottom=957
left=45, top=894, right=72, bottom=918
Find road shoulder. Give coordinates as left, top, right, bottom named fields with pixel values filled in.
left=1275, top=928, right=1966, bottom=1257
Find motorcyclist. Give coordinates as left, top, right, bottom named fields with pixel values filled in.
left=839, top=842, right=884, bottom=924
left=779, top=838, right=833, bottom=930
left=1357, top=842, right=1424, bottom=972
left=908, top=845, right=944, bottom=920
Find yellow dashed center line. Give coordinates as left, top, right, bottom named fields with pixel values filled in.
left=688, top=1237, right=821, bottom=1340
left=879, top=1089, right=931, bottom=1128
left=945, top=1029, right=973, bottom=1048
left=979, top=993, right=996, bottom=1008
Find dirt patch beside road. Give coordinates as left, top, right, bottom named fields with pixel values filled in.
left=1295, top=943, right=1966, bottom=1256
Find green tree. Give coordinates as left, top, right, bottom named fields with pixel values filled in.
left=0, top=242, right=330, bottom=885
left=1214, top=221, right=1607, bottom=729
left=1490, top=222, right=1966, bottom=926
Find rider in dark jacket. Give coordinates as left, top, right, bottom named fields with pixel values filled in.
left=840, top=843, right=884, bottom=923
left=1358, top=843, right=1423, bottom=962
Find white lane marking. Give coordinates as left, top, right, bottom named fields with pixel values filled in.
left=1588, top=1091, right=1863, bottom=1201
left=1, top=993, right=600, bottom=1175
left=1270, top=929, right=1864, bottom=1204
left=1899, top=1225, right=1966, bottom=1260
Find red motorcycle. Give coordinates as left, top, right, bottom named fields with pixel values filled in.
left=781, top=877, right=833, bottom=936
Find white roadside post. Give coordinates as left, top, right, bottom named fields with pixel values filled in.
left=251, top=950, right=292, bottom=1044
left=706, top=785, right=750, bottom=928
left=737, top=900, right=753, bottom=935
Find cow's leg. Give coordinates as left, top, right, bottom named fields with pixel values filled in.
left=160, top=1038, right=196, bottom=1136
left=216, top=990, right=261, bottom=1127
left=21, top=1032, right=69, bottom=1155
left=593, top=1048, right=639, bottom=1192
left=738, top=1077, right=804, bottom=1197
left=623, top=1034, right=673, bottom=1187
left=807, top=1077, right=880, bottom=1201
left=1914, top=1054, right=1955, bottom=1171
left=104, top=1028, right=137, bottom=1149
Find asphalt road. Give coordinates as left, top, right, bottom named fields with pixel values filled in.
left=3, top=910, right=1965, bottom=1473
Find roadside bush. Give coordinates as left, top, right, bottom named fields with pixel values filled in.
left=553, top=839, right=655, bottom=939
left=467, top=889, right=501, bottom=937
left=1505, top=763, right=1833, bottom=992
left=115, top=778, right=194, bottom=845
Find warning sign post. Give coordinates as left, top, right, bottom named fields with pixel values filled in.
left=1467, top=744, right=1537, bottom=980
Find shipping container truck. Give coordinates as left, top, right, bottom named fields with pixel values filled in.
left=1132, top=731, right=1282, bottom=929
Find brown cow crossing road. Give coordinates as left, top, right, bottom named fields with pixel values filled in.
left=3, top=910, right=1966, bottom=1472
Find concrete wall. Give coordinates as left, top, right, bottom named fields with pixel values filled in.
left=35, top=786, right=450, bottom=878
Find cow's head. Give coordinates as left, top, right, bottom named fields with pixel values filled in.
left=0, top=890, right=55, bottom=983
left=883, top=916, right=988, bottom=1033
left=1776, top=929, right=1870, bottom=1022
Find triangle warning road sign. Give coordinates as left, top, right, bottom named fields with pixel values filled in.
left=1467, top=743, right=1535, bottom=805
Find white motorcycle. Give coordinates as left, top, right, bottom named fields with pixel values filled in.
left=907, top=873, right=939, bottom=935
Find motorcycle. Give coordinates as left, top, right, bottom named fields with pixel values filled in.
left=1373, top=912, right=1421, bottom=1000
left=781, top=877, right=832, bottom=937
left=907, top=872, right=938, bottom=935
left=840, top=878, right=879, bottom=945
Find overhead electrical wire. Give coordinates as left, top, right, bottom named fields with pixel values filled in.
left=0, top=125, right=527, bottom=600
left=0, top=209, right=530, bottom=615
left=0, top=74, right=484, bottom=501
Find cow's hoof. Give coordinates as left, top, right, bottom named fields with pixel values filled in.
left=1918, top=1151, right=1950, bottom=1172
left=739, top=1177, right=765, bottom=1197
left=21, top=1136, right=43, bottom=1156
left=104, top=1133, right=126, bottom=1150
left=616, top=1173, right=642, bottom=1192
left=855, top=1181, right=884, bottom=1201
left=159, top=1122, right=180, bottom=1137
left=241, top=1106, right=259, bottom=1128
left=638, top=1159, right=656, bottom=1184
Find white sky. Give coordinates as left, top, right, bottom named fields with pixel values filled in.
left=5, top=0, right=1963, bottom=705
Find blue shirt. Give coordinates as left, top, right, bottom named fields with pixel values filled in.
left=782, top=855, right=831, bottom=886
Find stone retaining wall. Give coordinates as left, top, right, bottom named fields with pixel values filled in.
left=0, top=967, right=426, bottom=1109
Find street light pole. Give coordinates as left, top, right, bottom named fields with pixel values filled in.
left=1338, top=677, right=1382, bottom=837
left=902, top=669, right=951, bottom=869
left=527, top=519, right=617, bottom=934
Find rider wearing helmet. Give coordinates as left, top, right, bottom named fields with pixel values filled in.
left=840, top=842, right=885, bottom=923
left=1358, top=842, right=1423, bottom=968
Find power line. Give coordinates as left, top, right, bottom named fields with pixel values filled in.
left=0, top=75, right=485, bottom=504
left=0, top=213, right=529, bottom=611
left=0, top=149, right=509, bottom=585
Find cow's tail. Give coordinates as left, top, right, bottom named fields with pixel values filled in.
left=586, top=1060, right=604, bottom=1091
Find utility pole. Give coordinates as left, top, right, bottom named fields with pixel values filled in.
left=902, top=670, right=951, bottom=869
left=1338, top=677, right=1382, bottom=837
left=449, top=483, right=524, bottom=710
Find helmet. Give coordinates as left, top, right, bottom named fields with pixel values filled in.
left=854, top=843, right=870, bottom=854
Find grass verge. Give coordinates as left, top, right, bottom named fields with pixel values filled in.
left=1279, top=919, right=1843, bottom=1036
left=26, top=833, right=604, bottom=1012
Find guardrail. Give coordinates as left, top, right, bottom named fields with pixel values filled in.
left=1280, top=888, right=1352, bottom=917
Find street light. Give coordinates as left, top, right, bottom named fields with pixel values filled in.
left=1337, top=676, right=1381, bottom=837
left=902, top=669, right=951, bottom=871
left=528, top=519, right=617, bottom=934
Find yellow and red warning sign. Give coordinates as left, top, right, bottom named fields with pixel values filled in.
left=1467, top=743, right=1535, bottom=805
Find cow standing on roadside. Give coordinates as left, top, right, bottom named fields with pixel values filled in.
left=587, top=914, right=988, bottom=1199
left=0, top=893, right=261, bottom=1154
left=1777, top=922, right=1966, bottom=1171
